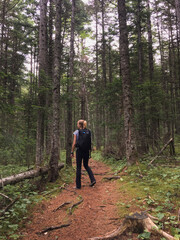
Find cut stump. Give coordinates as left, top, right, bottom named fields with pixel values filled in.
left=88, top=212, right=176, bottom=240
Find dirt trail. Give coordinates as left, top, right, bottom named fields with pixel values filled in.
left=20, top=159, right=126, bottom=240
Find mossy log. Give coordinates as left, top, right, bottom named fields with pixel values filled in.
left=89, top=212, right=175, bottom=240
left=0, top=163, right=64, bottom=188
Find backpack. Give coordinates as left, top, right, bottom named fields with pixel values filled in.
left=76, top=128, right=91, bottom=151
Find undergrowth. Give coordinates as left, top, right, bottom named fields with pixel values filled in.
left=92, top=150, right=180, bottom=240
left=0, top=151, right=75, bottom=240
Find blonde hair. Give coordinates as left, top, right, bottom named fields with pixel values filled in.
left=83, top=120, right=87, bottom=128
left=77, top=119, right=84, bottom=129
left=77, top=119, right=87, bottom=129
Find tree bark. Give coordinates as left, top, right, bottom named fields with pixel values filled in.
left=175, top=0, right=180, bottom=32
left=136, top=0, right=148, bottom=153
left=46, top=0, right=55, bottom=157
left=49, top=0, right=62, bottom=182
left=147, top=0, right=159, bottom=150
left=0, top=164, right=64, bottom=188
left=66, top=0, right=75, bottom=166
left=36, top=0, right=48, bottom=167
left=95, top=0, right=101, bottom=150
left=101, top=0, right=107, bottom=87
left=118, top=0, right=137, bottom=165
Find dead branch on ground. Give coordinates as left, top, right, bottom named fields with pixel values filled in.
left=102, top=166, right=128, bottom=181
left=94, top=172, right=110, bottom=175
left=43, top=183, right=66, bottom=196
left=0, top=197, right=19, bottom=217
left=103, top=176, right=120, bottom=181
left=52, top=201, right=71, bottom=212
left=36, top=223, right=70, bottom=235
left=0, top=193, right=13, bottom=201
left=117, top=166, right=127, bottom=174
left=88, top=211, right=176, bottom=240
left=136, top=161, right=144, bottom=178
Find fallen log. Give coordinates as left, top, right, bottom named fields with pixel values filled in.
left=0, top=163, right=64, bottom=188
left=88, top=211, right=175, bottom=240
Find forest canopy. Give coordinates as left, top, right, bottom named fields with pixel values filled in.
left=0, top=0, right=180, bottom=169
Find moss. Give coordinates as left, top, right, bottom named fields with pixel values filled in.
left=93, top=150, right=180, bottom=225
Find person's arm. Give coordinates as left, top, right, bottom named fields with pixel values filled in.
left=71, top=134, right=76, bottom=157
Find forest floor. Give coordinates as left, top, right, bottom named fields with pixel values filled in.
left=19, top=159, right=144, bottom=240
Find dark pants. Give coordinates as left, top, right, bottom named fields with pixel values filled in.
left=76, top=149, right=96, bottom=188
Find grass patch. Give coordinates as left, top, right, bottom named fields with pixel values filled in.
left=93, top=150, right=180, bottom=239
left=0, top=150, right=75, bottom=240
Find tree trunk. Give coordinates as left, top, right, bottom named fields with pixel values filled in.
left=101, top=0, right=107, bottom=87
left=118, top=0, right=137, bottom=165
left=0, top=0, right=6, bottom=72
left=36, top=0, right=48, bottom=167
left=95, top=0, right=101, bottom=150
left=46, top=0, right=55, bottom=157
left=66, top=0, right=75, bottom=166
left=147, top=0, right=159, bottom=150
left=0, top=164, right=64, bottom=188
left=101, top=0, right=108, bottom=151
left=168, top=5, right=176, bottom=142
left=136, top=0, right=148, bottom=153
left=108, top=37, right=112, bottom=83
left=49, top=0, right=62, bottom=182
left=175, top=0, right=180, bottom=32
left=175, top=16, right=180, bottom=134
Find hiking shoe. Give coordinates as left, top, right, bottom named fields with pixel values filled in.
left=89, top=181, right=96, bottom=187
left=73, top=186, right=81, bottom=189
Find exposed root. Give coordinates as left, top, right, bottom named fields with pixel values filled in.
left=52, top=201, right=71, bottom=212
left=36, top=223, right=70, bottom=235
left=68, top=198, right=83, bottom=215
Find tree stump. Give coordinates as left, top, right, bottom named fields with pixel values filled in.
left=89, top=212, right=176, bottom=240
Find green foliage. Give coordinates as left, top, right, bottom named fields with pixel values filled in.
left=93, top=151, right=180, bottom=238
left=138, top=231, right=151, bottom=239
left=92, top=151, right=126, bottom=172
left=0, top=151, right=74, bottom=239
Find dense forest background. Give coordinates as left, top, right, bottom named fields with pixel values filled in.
left=0, top=0, right=180, bottom=173
left=0, top=1, right=180, bottom=239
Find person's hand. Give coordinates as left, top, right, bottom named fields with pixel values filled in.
left=71, top=152, right=74, bottom=158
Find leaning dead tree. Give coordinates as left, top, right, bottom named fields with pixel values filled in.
left=148, top=138, right=174, bottom=165
left=89, top=212, right=175, bottom=240
left=0, top=163, right=64, bottom=188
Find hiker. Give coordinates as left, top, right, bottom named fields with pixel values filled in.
left=71, top=119, right=96, bottom=189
